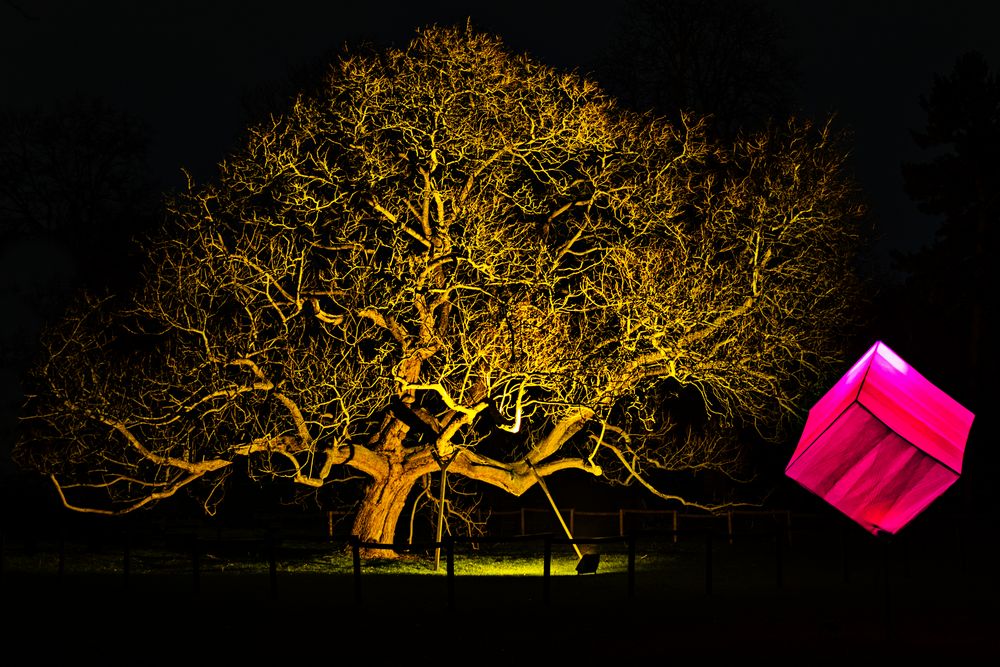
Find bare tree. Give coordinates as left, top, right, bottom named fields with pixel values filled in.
left=16, top=24, right=866, bottom=555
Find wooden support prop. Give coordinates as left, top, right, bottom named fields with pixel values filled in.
left=527, top=460, right=583, bottom=560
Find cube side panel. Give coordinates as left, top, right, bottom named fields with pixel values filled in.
left=791, top=343, right=876, bottom=462
left=785, top=403, right=956, bottom=534
left=872, top=463, right=958, bottom=534
left=786, top=403, right=890, bottom=497
left=860, top=345, right=974, bottom=473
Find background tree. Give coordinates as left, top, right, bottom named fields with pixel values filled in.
left=15, top=24, right=866, bottom=554
left=597, top=0, right=799, bottom=140
left=1, top=97, right=155, bottom=493
left=0, top=97, right=155, bottom=287
left=894, top=50, right=999, bottom=511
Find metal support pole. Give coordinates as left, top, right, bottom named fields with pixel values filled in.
left=434, top=454, right=456, bottom=571
left=434, top=469, right=447, bottom=571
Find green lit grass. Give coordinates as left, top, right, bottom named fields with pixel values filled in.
left=1, top=537, right=686, bottom=578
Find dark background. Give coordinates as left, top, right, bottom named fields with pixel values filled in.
left=5, top=1, right=999, bottom=267
left=2, top=0, right=997, bottom=520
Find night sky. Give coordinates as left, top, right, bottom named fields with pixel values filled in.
left=4, top=0, right=999, bottom=272
left=2, top=0, right=998, bottom=464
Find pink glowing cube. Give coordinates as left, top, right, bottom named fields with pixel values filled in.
left=785, top=341, right=974, bottom=535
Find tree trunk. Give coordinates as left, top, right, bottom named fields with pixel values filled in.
left=351, top=468, right=420, bottom=558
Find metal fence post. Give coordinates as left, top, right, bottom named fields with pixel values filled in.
left=350, top=535, right=362, bottom=606
left=775, top=524, right=783, bottom=590
left=122, top=526, right=130, bottom=591
left=627, top=533, right=636, bottom=599
left=543, top=535, right=552, bottom=606
left=268, top=531, right=277, bottom=600
left=446, top=535, right=455, bottom=611
left=191, top=535, right=200, bottom=595
left=705, top=530, right=713, bottom=595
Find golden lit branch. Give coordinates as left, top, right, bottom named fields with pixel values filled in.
left=50, top=471, right=215, bottom=515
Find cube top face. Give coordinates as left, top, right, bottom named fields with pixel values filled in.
left=786, top=341, right=975, bottom=535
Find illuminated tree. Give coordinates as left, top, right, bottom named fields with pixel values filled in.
left=15, top=24, right=866, bottom=554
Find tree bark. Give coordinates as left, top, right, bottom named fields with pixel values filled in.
left=351, top=467, right=420, bottom=558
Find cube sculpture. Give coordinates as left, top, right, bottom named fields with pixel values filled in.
left=785, top=341, right=974, bottom=535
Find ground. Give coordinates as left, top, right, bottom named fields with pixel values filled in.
left=2, top=512, right=997, bottom=660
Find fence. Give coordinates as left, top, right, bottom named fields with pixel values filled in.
left=1, top=505, right=985, bottom=610
left=0, top=524, right=790, bottom=604
left=327, top=507, right=792, bottom=545
left=345, top=528, right=790, bottom=609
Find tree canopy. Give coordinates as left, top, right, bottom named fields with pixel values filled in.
left=15, top=24, right=867, bottom=551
